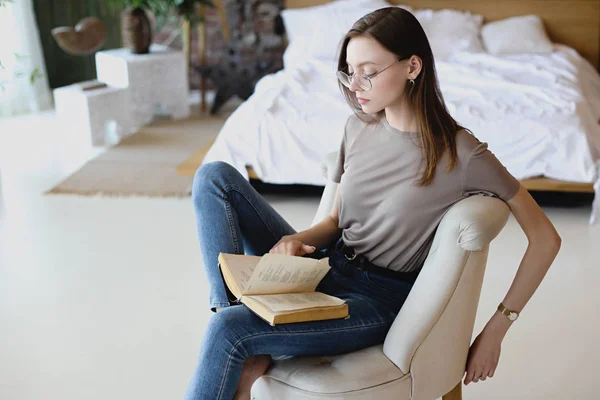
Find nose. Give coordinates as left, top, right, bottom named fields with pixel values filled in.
left=348, top=79, right=362, bottom=92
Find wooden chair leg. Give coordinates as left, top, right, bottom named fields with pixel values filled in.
left=442, top=382, right=462, bottom=400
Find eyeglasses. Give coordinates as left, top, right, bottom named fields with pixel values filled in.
left=337, top=59, right=402, bottom=91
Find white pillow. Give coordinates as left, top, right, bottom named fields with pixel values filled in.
left=414, top=9, right=484, bottom=61
left=281, top=0, right=397, bottom=69
left=481, top=15, right=553, bottom=55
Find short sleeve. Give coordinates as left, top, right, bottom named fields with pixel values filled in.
left=331, top=118, right=350, bottom=183
left=463, top=141, right=521, bottom=202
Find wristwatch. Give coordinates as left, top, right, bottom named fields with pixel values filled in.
left=497, top=302, right=519, bottom=321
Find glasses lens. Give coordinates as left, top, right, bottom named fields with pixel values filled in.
left=355, top=76, right=371, bottom=91
left=336, top=71, right=372, bottom=91
left=336, top=71, right=351, bottom=88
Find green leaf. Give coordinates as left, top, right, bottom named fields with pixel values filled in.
left=30, top=67, right=43, bottom=85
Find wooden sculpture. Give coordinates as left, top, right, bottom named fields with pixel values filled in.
left=51, top=17, right=107, bottom=56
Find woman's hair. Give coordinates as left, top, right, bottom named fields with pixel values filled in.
left=337, top=7, right=465, bottom=186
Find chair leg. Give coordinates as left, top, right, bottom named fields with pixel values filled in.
left=442, top=382, right=462, bottom=400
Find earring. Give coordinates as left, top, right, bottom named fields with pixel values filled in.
left=409, top=79, right=415, bottom=86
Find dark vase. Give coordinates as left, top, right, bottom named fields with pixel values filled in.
left=121, top=7, right=152, bottom=54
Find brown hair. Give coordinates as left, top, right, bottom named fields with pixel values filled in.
left=337, top=7, right=465, bottom=186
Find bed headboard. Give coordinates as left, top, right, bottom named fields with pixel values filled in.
left=284, top=0, right=600, bottom=69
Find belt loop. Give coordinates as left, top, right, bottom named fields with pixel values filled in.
left=357, top=256, right=367, bottom=271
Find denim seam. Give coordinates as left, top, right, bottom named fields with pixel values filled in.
left=215, top=320, right=391, bottom=399
left=223, top=196, right=240, bottom=254
left=222, top=183, right=285, bottom=244
left=211, top=302, right=232, bottom=308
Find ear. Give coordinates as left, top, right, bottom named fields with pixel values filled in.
left=407, top=55, right=422, bottom=80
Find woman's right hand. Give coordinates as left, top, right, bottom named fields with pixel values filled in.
left=269, top=235, right=316, bottom=257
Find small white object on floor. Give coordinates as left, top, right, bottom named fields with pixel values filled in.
left=53, top=81, right=132, bottom=146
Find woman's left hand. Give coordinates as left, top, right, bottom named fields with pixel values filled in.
left=464, top=330, right=502, bottom=385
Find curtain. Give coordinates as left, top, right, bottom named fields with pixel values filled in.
left=0, top=0, right=52, bottom=118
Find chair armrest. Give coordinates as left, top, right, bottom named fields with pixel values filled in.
left=382, top=196, right=510, bottom=399
left=310, top=152, right=339, bottom=227
left=320, top=151, right=340, bottom=182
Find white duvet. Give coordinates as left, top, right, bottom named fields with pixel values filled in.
left=203, top=45, right=600, bottom=222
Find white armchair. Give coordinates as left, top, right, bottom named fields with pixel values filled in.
left=250, top=151, right=510, bottom=400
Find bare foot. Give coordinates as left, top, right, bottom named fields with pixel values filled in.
left=233, top=354, right=272, bottom=400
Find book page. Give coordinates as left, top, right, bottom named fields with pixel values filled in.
left=247, top=292, right=346, bottom=313
left=219, top=253, right=262, bottom=294
left=243, top=254, right=330, bottom=295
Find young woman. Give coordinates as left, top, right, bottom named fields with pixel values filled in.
left=184, top=7, right=561, bottom=400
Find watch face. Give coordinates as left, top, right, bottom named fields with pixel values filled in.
left=509, top=312, right=518, bottom=321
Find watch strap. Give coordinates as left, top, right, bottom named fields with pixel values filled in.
left=498, top=302, right=519, bottom=321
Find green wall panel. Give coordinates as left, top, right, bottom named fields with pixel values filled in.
left=33, top=0, right=122, bottom=88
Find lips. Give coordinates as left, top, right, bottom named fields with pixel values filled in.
left=357, top=97, right=369, bottom=104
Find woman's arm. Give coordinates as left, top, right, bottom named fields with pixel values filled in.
left=486, top=185, right=561, bottom=335
left=271, top=186, right=343, bottom=254
left=465, top=185, right=561, bottom=384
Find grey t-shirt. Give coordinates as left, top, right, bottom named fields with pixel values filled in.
left=331, top=114, right=520, bottom=272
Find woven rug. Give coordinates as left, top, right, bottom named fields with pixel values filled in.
left=45, top=115, right=226, bottom=198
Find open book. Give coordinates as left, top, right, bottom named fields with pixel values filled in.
left=218, top=253, right=349, bottom=326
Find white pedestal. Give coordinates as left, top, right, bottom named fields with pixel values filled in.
left=95, top=44, right=190, bottom=128
left=53, top=81, right=132, bottom=146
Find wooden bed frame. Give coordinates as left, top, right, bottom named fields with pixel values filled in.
left=177, top=0, right=600, bottom=193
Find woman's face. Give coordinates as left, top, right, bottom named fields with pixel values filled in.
left=345, top=36, right=413, bottom=113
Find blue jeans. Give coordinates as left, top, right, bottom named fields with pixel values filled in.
left=184, top=161, right=416, bottom=400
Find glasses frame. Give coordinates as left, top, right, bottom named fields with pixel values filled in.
left=337, top=58, right=405, bottom=91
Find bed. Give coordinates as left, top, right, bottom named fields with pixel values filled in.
left=181, top=0, right=600, bottom=221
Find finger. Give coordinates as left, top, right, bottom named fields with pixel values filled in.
left=302, top=244, right=316, bottom=253
left=472, top=368, right=483, bottom=383
left=464, top=368, right=476, bottom=385
left=477, top=368, right=488, bottom=382
left=285, top=244, right=297, bottom=256
left=291, top=243, right=304, bottom=256
left=489, top=368, right=496, bottom=378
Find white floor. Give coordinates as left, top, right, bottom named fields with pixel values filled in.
left=0, top=110, right=599, bottom=400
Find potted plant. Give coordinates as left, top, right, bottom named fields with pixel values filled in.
left=108, top=0, right=161, bottom=54
left=108, top=0, right=215, bottom=54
